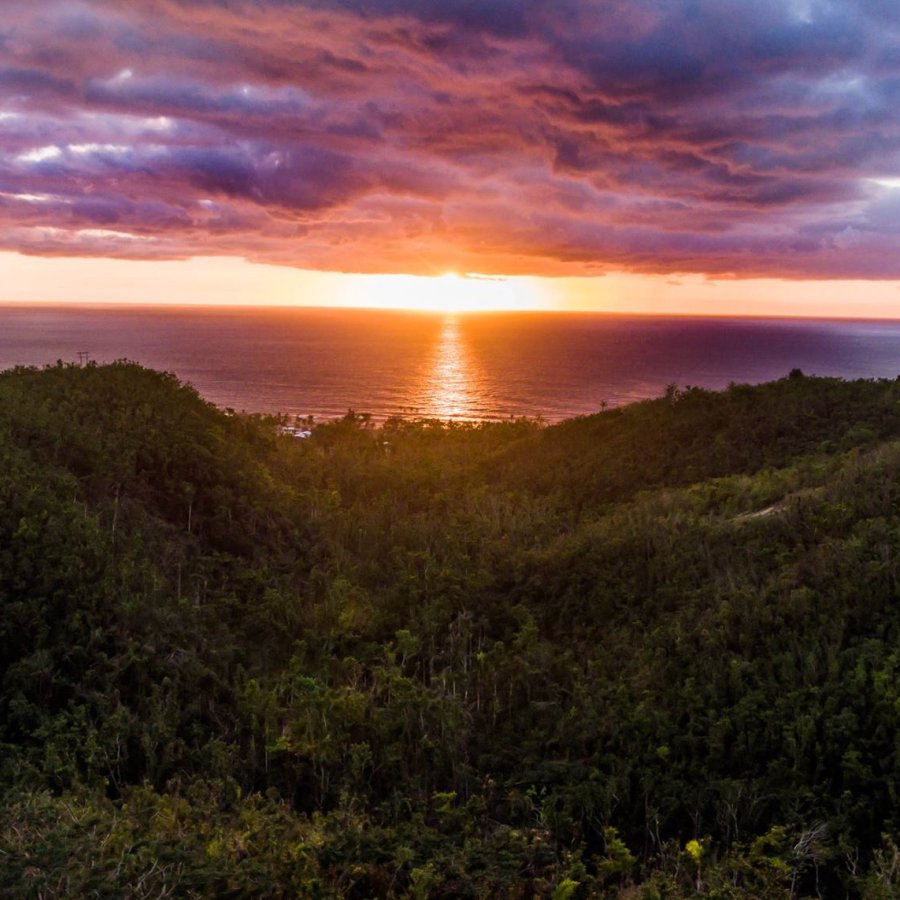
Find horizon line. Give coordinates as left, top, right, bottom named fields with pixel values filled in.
left=1, top=298, right=900, bottom=324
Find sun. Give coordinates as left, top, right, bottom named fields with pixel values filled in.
left=428, top=272, right=482, bottom=312
left=414, top=273, right=502, bottom=312
left=339, top=271, right=543, bottom=313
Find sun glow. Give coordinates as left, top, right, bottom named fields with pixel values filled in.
left=337, top=271, right=545, bottom=313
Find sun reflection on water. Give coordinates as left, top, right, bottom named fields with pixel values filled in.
left=417, top=315, right=480, bottom=420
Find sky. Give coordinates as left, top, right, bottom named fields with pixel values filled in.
left=1, top=0, right=900, bottom=315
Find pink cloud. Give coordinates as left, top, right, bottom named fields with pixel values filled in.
left=1, top=0, right=899, bottom=279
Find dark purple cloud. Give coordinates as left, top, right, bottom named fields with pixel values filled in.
left=1, top=0, right=899, bottom=277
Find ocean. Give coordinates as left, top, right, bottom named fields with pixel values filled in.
left=1, top=304, right=899, bottom=422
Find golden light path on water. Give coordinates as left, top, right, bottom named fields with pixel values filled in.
left=416, top=315, right=482, bottom=420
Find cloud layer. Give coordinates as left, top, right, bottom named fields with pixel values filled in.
left=2, top=0, right=900, bottom=278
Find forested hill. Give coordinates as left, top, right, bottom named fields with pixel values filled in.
left=3, top=362, right=900, bottom=898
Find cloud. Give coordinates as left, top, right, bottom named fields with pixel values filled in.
left=0, top=0, right=899, bottom=278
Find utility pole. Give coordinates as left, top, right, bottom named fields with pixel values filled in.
left=77, top=350, right=90, bottom=366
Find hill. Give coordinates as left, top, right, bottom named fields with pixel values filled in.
left=2, top=362, right=900, bottom=897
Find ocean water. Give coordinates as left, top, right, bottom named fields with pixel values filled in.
left=1, top=304, right=899, bottom=422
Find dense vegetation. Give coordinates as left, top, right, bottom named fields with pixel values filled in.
left=3, top=362, right=900, bottom=897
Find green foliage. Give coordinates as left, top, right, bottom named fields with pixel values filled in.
left=4, top=363, right=900, bottom=896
